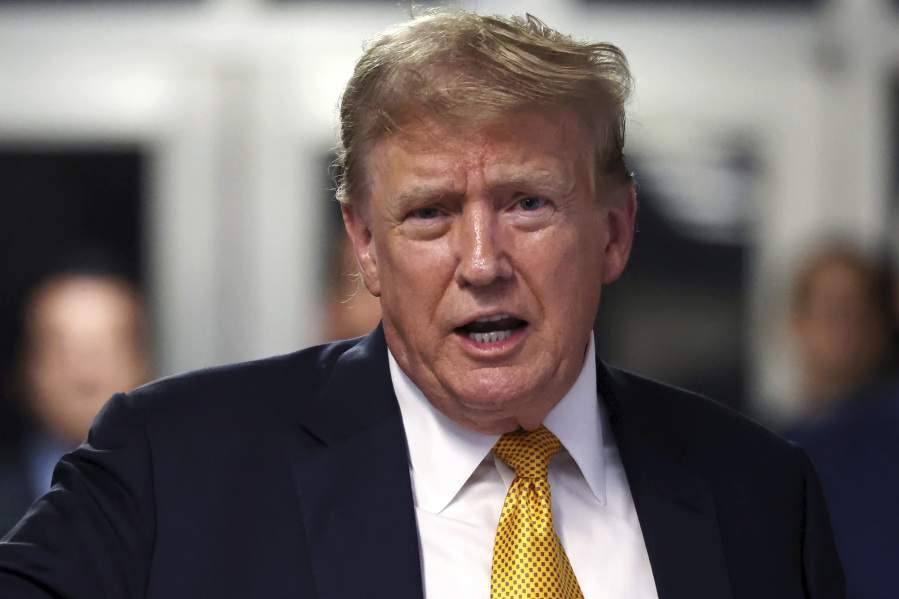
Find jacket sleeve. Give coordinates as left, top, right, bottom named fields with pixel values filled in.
left=0, top=392, right=156, bottom=598
left=794, top=445, right=845, bottom=599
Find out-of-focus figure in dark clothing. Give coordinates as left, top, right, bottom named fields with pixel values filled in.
left=785, top=243, right=899, bottom=599
left=789, top=245, right=893, bottom=413
left=0, top=268, right=149, bottom=536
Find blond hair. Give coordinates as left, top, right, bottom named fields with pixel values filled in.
left=336, top=8, right=634, bottom=205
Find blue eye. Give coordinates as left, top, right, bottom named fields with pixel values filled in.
left=519, top=197, right=543, bottom=211
left=414, top=207, right=440, bottom=219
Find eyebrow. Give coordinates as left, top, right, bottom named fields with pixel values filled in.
left=390, top=170, right=576, bottom=209
left=498, top=170, right=576, bottom=198
left=393, top=183, right=459, bottom=209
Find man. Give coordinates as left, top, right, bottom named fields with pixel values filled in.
left=788, top=244, right=892, bottom=412
left=0, top=265, right=150, bottom=536
left=0, top=9, right=843, bottom=598
left=785, top=243, right=898, bottom=599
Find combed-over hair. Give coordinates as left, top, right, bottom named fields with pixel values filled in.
left=335, top=8, right=634, bottom=205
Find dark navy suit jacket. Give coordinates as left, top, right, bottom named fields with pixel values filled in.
left=0, top=326, right=844, bottom=598
left=785, top=381, right=899, bottom=599
left=0, top=443, right=35, bottom=539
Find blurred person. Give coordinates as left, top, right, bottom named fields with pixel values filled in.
left=785, top=244, right=899, bottom=599
left=789, top=245, right=893, bottom=414
left=0, top=267, right=149, bottom=535
left=0, top=10, right=842, bottom=598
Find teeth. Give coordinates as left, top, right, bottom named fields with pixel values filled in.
left=469, top=330, right=512, bottom=343
left=474, top=313, right=509, bottom=323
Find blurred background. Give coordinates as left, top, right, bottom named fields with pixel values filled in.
left=0, top=0, right=897, bottom=433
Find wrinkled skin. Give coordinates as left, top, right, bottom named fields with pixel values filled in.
left=343, top=108, right=636, bottom=434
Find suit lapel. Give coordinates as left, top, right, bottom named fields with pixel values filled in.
left=288, top=327, right=423, bottom=599
left=283, top=330, right=735, bottom=599
left=599, top=361, right=734, bottom=599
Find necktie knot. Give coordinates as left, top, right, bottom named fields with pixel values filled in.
left=492, top=425, right=561, bottom=480
left=490, top=424, right=583, bottom=598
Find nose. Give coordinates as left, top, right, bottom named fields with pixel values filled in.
left=453, top=202, right=513, bottom=287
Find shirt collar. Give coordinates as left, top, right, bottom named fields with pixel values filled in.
left=390, top=333, right=606, bottom=514
left=542, top=333, right=606, bottom=505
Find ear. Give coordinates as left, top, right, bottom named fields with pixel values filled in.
left=600, top=185, right=637, bottom=284
left=341, top=202, right=381, bottom=297
left=789, top=303, right=808, bottom=340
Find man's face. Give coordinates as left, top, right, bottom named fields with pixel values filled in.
left=793, top=260, right=889, bottom=392
left=344, top=108, right=635, bottom=434
left=24, top=277, right=149, bottom=446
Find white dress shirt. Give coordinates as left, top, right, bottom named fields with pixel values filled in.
left=390, top=334, right=659, bottom=599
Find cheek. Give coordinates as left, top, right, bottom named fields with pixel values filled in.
left=377, top=239, right=454, bottom=310
left=520, top=229, right=603, bottom=318
left=519, top=223, right=601, bottom=281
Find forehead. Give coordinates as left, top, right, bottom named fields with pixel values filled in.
left=364, top=108, right=595, bottom=198
left=28, top=277, right=139, bottom=334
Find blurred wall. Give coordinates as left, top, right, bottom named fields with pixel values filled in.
left=0, top=0, right=896, bottom=424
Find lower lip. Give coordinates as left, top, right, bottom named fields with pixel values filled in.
left=454, top=325, right=527, bottom=354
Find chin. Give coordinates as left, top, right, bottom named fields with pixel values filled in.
left=453, top=379, right=540, bottom=413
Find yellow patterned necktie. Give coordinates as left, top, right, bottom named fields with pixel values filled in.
left=490, top=425, right=584, bottom=599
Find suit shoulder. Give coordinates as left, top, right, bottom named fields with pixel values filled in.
left=125, top=337, right=361, bottom=417
left=603, top=365, right=795, bottom=462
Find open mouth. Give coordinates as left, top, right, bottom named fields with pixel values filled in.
left=455, top=314, right=527, bottom=344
